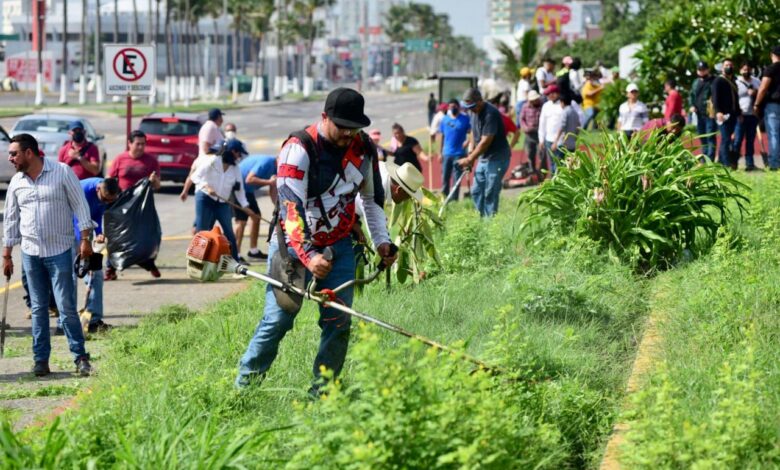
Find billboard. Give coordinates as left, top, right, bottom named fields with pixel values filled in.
left=534, top=2, right=602, bottom=40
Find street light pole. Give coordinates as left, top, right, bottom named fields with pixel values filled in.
left=60, top=0, right=68, bottom=104
left=360, top=0, right=368, bottom=91
left=34, top=0, right=45, bottom=106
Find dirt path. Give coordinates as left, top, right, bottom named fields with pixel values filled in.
left=599, top=296, right=666, bottom=469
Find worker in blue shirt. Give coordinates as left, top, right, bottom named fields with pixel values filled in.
left=234, top=155, right=277, bottom=262
left=73, top=177, right=120, bottom=333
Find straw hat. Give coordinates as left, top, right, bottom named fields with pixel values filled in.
left=386, top=162, right=423, bottom=201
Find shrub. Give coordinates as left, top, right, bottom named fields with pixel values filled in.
left=519, top=131, right=749, bottom=271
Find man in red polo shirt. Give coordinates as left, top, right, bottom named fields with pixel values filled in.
left=57, top=121, right=101, bottom=179
left=109, top=130, right=161, bottom=191
left=105, top=130, right=161, bottom=280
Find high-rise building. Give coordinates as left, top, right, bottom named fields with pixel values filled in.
left=336, top=0, right=398, bottom=41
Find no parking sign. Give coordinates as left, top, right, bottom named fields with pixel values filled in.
left=104, top=44, right=156, bottom=96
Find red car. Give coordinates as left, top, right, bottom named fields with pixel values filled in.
left=139, top=113, right=205, bottom=183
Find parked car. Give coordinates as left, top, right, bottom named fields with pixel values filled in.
left=0, top=125, right=14, bottom=183
left=139, top=112, right=205, bottom=183
left=9, top=114, right=108, bottom=176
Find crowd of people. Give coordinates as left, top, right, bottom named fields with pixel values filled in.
left=509, top=44, right=780, bottom=173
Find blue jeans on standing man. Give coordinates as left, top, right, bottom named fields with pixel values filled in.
left=441, top=154, right=464, bottom=200
left=582, top=107, right=599, bottom=130
left=718, top=113, right=739, bottom=166
left=195, top=191, right=239, bottom=260
left=236, top=236, right=356, bottom=390
left=696, top=114, right=717, bottom=161
left=22, top=248, right=88, bottom=364
left=734, top=114, right=758, bottom=169
left=765, top=102, right=780, bottom=170
left=471, top=155, right=510, bottom=217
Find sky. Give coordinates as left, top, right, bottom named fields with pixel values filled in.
left=418, top=0, right=489, bottom=48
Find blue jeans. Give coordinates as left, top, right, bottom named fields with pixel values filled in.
left=236, top=236, right=356, bottom=388
left=582, top=107, right=598, bottom=130
left=696, top=114, right=717, bottom=161
left=734, top=114, right=758, bottom=168
left=441, top=154, right=464, bottom=200
left=471, top=155, right=510, bottom=217
left=766, top=103, right=780, bottom=170
left=195, top=192, right=239, bottom=260
left=515, top=100, right=526, bottom=126
left=72, top=240, right=104, bottom=324
left=718, top=113, right=738, bottom=166
left=544, top=141, right=564, bottom=174
left=22, top=248, right=88, bottom=363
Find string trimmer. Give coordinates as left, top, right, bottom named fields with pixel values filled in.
left=438, top=168, right=470, bottom=217
left=186, top=226, right=497, bottom=373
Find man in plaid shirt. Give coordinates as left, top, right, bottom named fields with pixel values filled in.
left=520, top=90, right=543, bottom=169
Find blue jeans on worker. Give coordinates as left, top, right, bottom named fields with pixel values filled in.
left=471, top=155, right=510, bottom=217
left=734, top=114, right=758, bottom=169
left=236, top=236, right=356, bottom=389
left=515, top=100, right=526, bottom=126
left=718, top=114, right=738, bottom=166
left=696, top=114, right=717, bottom=161
left=195, top=192, right=239, bottom=260
left=441, top=154, right=464, bottom=200
left=544, top=141, right=564, bottom=174
left=765, top=103, right=780, bottom=170
left=582, top=107, right=598, bottom=130
left=22, top=248, right=88, bottom=363
left=72, top=240, right=103, bottom=324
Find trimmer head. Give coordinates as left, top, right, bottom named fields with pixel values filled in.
left=186, top=227, right=234, bottom=282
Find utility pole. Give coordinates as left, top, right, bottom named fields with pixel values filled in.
left=360, top=0, right=368, bottom=92
left=96, top=0, right=105, bottom=103
left=34, top=0, right=45, bottom=106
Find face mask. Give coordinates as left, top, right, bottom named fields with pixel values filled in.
left=742, top=71, right=751, bottom=78
left=72, top=131, right=85, bottom=143
left=450, top=108, right=459, bottom=116
left=723, top=66, right=733, bottom=75
left=225, top=131, right=236, bottom=140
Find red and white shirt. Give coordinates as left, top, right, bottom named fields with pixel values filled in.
left=277, top=124, right=390, bottom=265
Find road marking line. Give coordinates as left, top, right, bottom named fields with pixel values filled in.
left=0, top=281, right=22, bottom=294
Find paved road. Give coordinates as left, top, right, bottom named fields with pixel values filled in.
left=0, top=90, right=430, bottom=341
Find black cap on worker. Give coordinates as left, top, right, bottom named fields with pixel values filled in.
left=324, top=88, right=371, bottom=129
left=208, top=108, right=224, bottom=121
left=772, top=45, right=780, bottom=57
left=224, top=138, right=249, bottom=155
left=696, top=60, right=709, bottom=70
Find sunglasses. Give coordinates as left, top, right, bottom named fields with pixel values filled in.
left=334, top=123, right=359, bottom=136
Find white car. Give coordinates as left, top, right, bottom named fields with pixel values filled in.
left=9, top=114, right=108, bottom=176
left=0, top=125, right=14, bottom=183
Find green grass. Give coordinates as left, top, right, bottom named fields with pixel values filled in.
left=0, top=201, right=650, bottom=468
left=0, top=109, right=32, bottom=118
left=619, top=174, right=780, bottom=467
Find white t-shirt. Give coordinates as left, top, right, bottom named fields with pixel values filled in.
left=618, top=101, right=649, bottom=131
left=736, top=75, right=761, bottom=115
left=198, top=120, right=224, bottom=151
left=535, top=67, right=555, bottom=89
left=430, top=110, right=445, bottom=136
left=538, top=99, right=563, bottom=144
left=516, top=79, right=530, bottom=102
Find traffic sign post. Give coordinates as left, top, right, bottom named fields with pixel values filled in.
left=104, top=44, right=156, bottom=148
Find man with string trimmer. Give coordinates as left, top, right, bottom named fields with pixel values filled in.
left=235, top=88, right=396, bottom=395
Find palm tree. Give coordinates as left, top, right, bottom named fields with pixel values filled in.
left=132, top=0, right=140, bottom=43
left=60, top=0, right=68, bottom=104
left=114, top=0, right=119, bottom=42
left=495, top=40, right=520, bottom=83
left=249, top=0, right=275, bottom=79
left=289, top=0, right=334, bottom=91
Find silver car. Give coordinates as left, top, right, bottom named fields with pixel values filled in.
left=9, top=114, right=108, bottom=176
left=0, top=125, right=13, bottom=183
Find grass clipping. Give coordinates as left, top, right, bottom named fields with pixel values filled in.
left=518, top=131, right=749, bottom=272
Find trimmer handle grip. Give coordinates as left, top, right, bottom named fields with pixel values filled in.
left=322, top=247, right=335, bottom=262
left=378, top=243, right=399, bottom=271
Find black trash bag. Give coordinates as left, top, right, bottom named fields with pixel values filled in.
left=104, top=178, right=162, bottom=270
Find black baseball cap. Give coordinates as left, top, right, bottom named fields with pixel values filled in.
left=324, top=88, right=371, bottom=129
left=696, top=61, right=709, bottom=70
left=772, top=45, right=780, bottom=57
left=208, top=108, right=224, bottom=120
